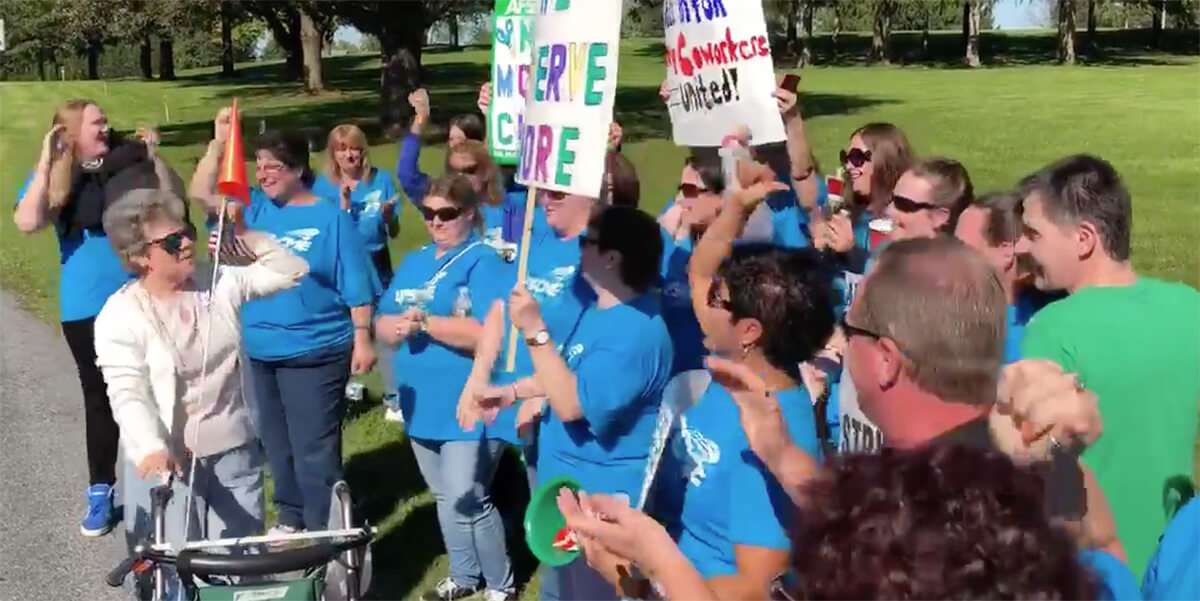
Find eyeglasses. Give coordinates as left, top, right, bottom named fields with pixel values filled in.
left=678, top=183, right=710, bottom=198
left=578, top=234, right=601, bottom=249
left=450, top=163, right=481, bottom=176
left=418, top=206, right=463, bottom=222
left=768, top=569, right=800, bottom=601
left=706, top=278, right=733, bottom=311
left=840, top=147, right=872, bottom=168
left=890, top=194, right=939, bottom=213
left=149, top=224, right=195, bottom=257
left=255, top=162, right=289, bottom=176
left=840, top=316, right=882, bottom=340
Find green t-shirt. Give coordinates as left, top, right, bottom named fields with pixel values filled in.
left=1022, top=277, right=1200, bottom=579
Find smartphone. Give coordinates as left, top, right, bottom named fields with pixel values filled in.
left=780, top=73, right=801, bottom=93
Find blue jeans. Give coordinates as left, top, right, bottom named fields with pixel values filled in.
left=538, top=557, right=620, bottom=601
left=411, top=437, right=513, bottom=593
left=123, top=444, right=265, bottom=600
left=248, top=344, right=352, bottom=530
left=378, top=342, right=398, bottom=410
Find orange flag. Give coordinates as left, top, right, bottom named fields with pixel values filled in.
left=217, top=98, right=249, bottom=206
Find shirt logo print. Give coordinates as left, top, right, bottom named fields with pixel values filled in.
left=273, top=228, right=320, bottom=253
left=358, top=190, right=384, bottom=217
left=526, top=266, right=577, bottom=302
left=674, top=416, right=720, bottom=486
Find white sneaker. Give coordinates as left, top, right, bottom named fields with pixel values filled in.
left=384, top=407, right=405, bottom=423
left=483, top=589, right=515, bottom=601
left=266, top=524, right=302, bottom=549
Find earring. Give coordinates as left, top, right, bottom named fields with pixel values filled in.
left=741, top=342, right=753, bottom=358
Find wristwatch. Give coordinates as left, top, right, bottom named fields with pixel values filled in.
left=525, top=329, right=551, bottom=347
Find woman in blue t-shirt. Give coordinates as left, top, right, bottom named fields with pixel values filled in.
left=14, top=99, right=185, bottom=537
left=312, top=124, right=403, bottom=422
left=376, top=176, right=514, bottom=601
left=191, top=108, right=377, bottom=534
left=648, top=159, right=833, bottom=598
left=396, top=87, right=490, bottom=204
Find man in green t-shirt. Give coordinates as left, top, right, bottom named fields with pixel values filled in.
left=1016, top=154, right=1200, bottom=580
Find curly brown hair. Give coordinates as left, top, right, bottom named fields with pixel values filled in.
left=786, top=445, right=1098, bottom=600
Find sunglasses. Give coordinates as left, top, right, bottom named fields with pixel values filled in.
left=150, top=225, right=195, bottom=257
left=678, top=183, right=710, bottom=198
left=578, top=234, right=601, bottom=249
left=706, top=278, right=733, bottom=312
left=840, top=316, right=881, bottom=340
left=890, top=194, right=939, bottom=213
left=418, top=205, right=463, bottom=222
left=839, top=147, right=872, bottom=168
left=768, top=569, right=800, bottom=601
left=450, top=163, right=481, bottom=176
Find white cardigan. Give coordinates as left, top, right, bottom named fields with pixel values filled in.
left=94, top=233, right=309, bottom=464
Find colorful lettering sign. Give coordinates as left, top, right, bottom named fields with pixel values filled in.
left=662, top=0, right=785, bottom=147
left=487, top=0, right=537, bottom=164
left=515, top=0, right=622, bottom=198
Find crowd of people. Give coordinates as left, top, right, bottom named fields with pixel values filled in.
left=12, top=66, right=1199, bottom=601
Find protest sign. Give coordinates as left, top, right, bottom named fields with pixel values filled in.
left=487, top=0, right=537, bottom=164
left=662, top=0, right=785, bottom=147
left=514, top=0, right=622, bottom=198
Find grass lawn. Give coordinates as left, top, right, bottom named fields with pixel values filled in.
left=1, top=33, right=1197, bottom=600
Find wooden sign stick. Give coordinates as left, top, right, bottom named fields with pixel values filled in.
left=505, top=184, right=539, bottom=372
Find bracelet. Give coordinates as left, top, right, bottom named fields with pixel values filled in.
left=510, top=382, right=519, bottom=401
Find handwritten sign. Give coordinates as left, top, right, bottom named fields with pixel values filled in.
left=662, top=0, right=784, bottom=147
left=487, top=0, right=537, bottom=164
left=515, top=0, right=622, bottom=198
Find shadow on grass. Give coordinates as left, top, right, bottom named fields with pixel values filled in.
left=366, top=501, right=444, bottom=600
left=345, top=437, right=426, bottom=527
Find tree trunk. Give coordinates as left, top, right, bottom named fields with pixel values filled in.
left=85, top=40, right=100, bottom=80
left=1057, top=0, right=1075, bottom=64
left=300, top=10, right=324, bottom=93
left=221, top=2, right=235, bottom=77
left=139, top=35, right=153, bottom=79
left=159, top=36, right=176, bottom=80
left=799, top=0, right=813, bottom=67
left=870, top=1, right=892, bottom=64
left=36, top=46, right=46, bottom=81
left=379, top=34, right=423, bottom=136
left=832, top=5, right=841, bottom=59
left=1151, top=0, right=1164, bottom=48
left=785, top=0, right=798, bottom=58
left=921, top=16, right=930, bottom=59
left=965, top=1, right=981, bottom=67
left=448, top=16, right=460, bottom=49
left=1085, top=0, right=1097, bottom=54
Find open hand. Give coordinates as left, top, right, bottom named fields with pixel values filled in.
left=408, top=88, right=431, bottom=121
left=214, top=107, right=232, bottom=144
left=477, top=82, right=492, bottom=115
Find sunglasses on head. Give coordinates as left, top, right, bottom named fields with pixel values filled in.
left=890, top=194, right=939, bottom=213
left=418, top=205, right=463, bottom=222
left=150, top=224, right=195, bottom=257
left=578, top=233, right=601, bottom=249
left=678, top=183, right=710, bottom=197
left=706, top=277, right=733, bottom=312
left=768, top=569, right=800, bottom=601
left=840, top=147, right=872, bottom=168
left=450, top=163, right=481, bottom=176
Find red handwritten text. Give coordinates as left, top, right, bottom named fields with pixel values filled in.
left=665, top=28, right=769, bottom=77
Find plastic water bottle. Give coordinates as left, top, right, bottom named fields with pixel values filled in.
left=344, top=379, right=365, bottom=403
left=452, top=286, right=472, bottom=318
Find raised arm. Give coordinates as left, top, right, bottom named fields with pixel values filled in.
left=14, top=125, right=67, bottom=233
left=188, top=108, right=232, bottom=215
left=777, top=86, right=821, bottom=211
left=397, top=89, right=432, bottom=205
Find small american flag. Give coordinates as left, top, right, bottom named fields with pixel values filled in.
left=208, top=230, right=257, bottom=266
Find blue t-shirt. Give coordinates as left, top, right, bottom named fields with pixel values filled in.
left=657, top=176, right=826, bottom=252
left=15, top=175, right=134, bottom=321
left=655, top=383, right=821, bottom=579
left=658, top=229, right=707, bottom=376
left=537, top=293, right=674, bottom=507
left=1142, top=497, right=1198, bottom=600
left=240, top=188, right=376, bottom=361
left=1081, top=549, right=1144, bottom=601
left=1004, top=289, right=1069, bottom=364
left=310, top=169, right=398, bottom=254
left=380, top=237, right=512, bottom=442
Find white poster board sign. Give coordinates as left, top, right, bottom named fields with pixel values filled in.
left=663, top=0, right=785, bottom=147
left=486, top=0, right=537, bottom=165
left=515, top=0, right=622, bottom=198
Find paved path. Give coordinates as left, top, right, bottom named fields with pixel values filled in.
left=0, top=290, right=125, bottom=601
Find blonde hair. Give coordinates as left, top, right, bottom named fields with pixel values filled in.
left=445, top=139, right=504, bottom=207
left=47, top=99, right=99, bottom=211
left=323, top=124, right=373, bottom=182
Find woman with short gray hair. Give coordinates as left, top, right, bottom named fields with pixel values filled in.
left=94, top=188, right=308, bottom=597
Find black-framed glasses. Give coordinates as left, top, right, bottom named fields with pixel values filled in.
left=149, top=224, right=195, bottom=257
left=418, top=205, right=463, bottom=222
left=840, top=147, right=872, bottom=168
left=706, top=278, right=733, bottom=311
left=578, top=234, right=601, bottom=249
left=890, top=194, right=939, bottom=213
left=840, top=316, right=882, bottom=340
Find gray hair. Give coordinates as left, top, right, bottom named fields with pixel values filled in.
left=102, top=188, right=188, bottom=272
